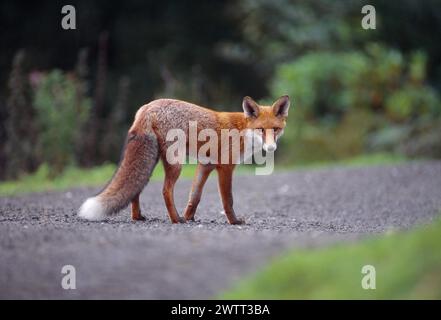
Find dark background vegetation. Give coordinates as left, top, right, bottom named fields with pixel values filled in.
left=1, top=0, right=440, bottom=180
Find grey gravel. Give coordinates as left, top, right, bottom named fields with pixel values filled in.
left=1, top=161, right=441, bottom=299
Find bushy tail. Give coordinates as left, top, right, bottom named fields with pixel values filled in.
left=78, top=131, right=159, bottom=220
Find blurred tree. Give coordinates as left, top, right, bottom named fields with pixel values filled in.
left=0, top=100, right=6, bottom=180
left=371, top=0, right=441, bottom=90
left=1, top=0, right=440, bottom=107
left=34, top=70, right=91, bottom=177
left=100, top=76, right=131, bottom=163
left=74, top=48, right=93, bottom=166
left=4, top=50, right=38, bottom=179
left=1, top=0, right=441, bottom=177
left=80, top=31, right=109, bottom=167
left=236, top=0, right=362, bottom=71
left=272, top=45, right=441, bottom=163
left=237, top=0, right=441, bottom=92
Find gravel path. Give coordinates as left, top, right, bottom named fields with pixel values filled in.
left=1, top=162, right=441, bottom=299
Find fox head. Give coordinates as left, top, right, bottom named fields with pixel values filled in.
left=242, top=95, right=290, bottom=152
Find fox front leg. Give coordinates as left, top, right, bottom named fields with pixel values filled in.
left=183, top=163, right=215, bottom=221
left=216, top=165, right=245, bottom=225
left=162, top=162, right=186, bottom=223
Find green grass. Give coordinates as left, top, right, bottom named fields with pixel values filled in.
left=278, top=152, right=409, bottom=171
left=0, top=163, right=195, bottom=196
left=0, top=164, right=118, bottom=196
left=220, top=218, right=441, bottom=299
left=0, top=162, right=256, bottom=196
left=0, top=152, right=408, bottom=196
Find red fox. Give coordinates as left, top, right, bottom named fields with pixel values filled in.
left=78, top=95, right=290, bottom=224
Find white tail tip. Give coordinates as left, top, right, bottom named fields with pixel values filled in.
left=78, top=197, right=107, bottom=221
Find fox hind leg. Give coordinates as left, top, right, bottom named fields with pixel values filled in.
left=131, top=193, right=145, bottom=221
left=162, top=161, right=185, bottom=223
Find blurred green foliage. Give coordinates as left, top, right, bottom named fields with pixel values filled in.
left=1, top=1, right=441, bottom=179
left=273, top=45, right=441, bottom=120
left=272, top=44, right=441, bottom=164
left=220, top=217, right=441, bottom=299
left=3, top=50, right=38, bottom=179
left=34, top=70, right=91, bottom=176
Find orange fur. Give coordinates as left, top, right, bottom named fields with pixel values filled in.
left=78, top=96, right=290, bottom=224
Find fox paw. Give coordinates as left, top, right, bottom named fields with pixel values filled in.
left=172, top=216, right=187, bottom=224
left=229, top=218, right=245, bottom=225
left=132, top=215, right=146, bottom=221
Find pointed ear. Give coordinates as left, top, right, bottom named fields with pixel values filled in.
left=242, top=96, right=260, bottom=118
left=272, top=95, right=290, bottom=117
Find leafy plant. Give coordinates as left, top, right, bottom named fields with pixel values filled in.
left=34, top=70, right=91, bottom=177
left=271, top=44, right=441, bottom=162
